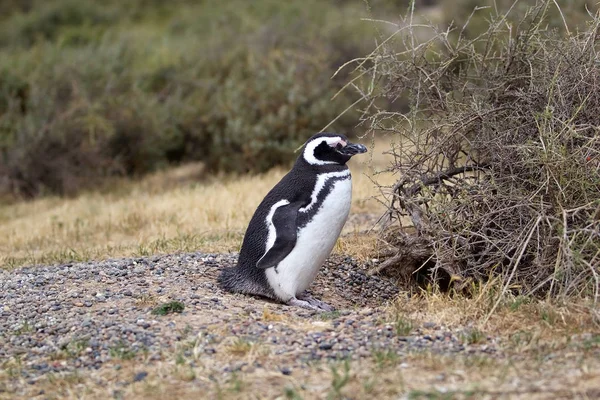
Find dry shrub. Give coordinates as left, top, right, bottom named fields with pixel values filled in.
left=345, top=1, right=600, bottom=301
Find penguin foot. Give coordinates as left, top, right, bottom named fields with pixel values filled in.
left=287, top=298, right=321, bottom=311
left=289, top=295, right=334, bottom=312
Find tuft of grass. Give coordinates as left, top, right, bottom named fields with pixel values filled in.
left=394, top=316, right=414, bottom=336
left=284, top=386, right=304, bottom=400
left=135, top=294, right=158, bottom=307
left=372, top=349, right=400, bottom=369
left=328, top=360, right=351, bottom=400
left=226, top=338, right=254, bottom=357
left=461, top=329, right=487, bottom=345
left=227, top=373, right=244, bottom=393
left=317, top=310, right=341, bottom=321
left=174, top=366, right=196, bottom=382
left=1, top=356, right=23, bottom=379
left=582, top=335, right=600, bottom=351
left=175, top=352, right=186, bottom=366
left=13, top=321, right=32, bottom=335
left=177, top=324, right=194, bottom=337
left=59, top=339, right=90, bottom=359
left=261, top=308, right=286, bottom=322
left=109, top=341, right=137, bottom=360
left=508, top=296, right=531, bottom=312
left=151, top=301, right=185, bottom=316
left=362, top=376, right=376, bottom=394
left=509, top=330, right=537, bottom=350
left=540, top=308, right=559, bottom=326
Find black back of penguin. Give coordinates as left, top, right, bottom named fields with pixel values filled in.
left=217, top=133, right=362, bottom=299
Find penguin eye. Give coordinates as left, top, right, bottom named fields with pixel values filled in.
left=326, top=138, right=346, bottom=149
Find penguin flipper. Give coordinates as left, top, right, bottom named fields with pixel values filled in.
left=256, top=201, right=303, bottom=269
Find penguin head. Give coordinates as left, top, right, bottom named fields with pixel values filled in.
left=301, top=133, right=367, bottom=166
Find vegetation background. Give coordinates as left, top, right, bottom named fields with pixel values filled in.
left=1, top=0, right=599, bottom=398
left=0, top=0, right=400, bottom=198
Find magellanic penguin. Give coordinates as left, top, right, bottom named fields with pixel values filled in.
left=218, top=133, right=367, bottom=311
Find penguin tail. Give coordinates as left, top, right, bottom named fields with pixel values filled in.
left=217, top=266, right=275, bottom=300
left=217, top=266, right=241, bottom=293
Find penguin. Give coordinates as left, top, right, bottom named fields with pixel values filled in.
left=218, top=132, right=367, bottom=311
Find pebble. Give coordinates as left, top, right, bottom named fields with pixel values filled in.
left=133, top=371, right=148, bottom=382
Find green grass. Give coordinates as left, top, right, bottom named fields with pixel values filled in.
left=151, top=301, right=185, bottom=316
left=284, top=386, right=304, bottom=400
left=61, top=339, right=90, bottom=359
left=317, top=310, right=342, bottom=321
left=461, top=329, right=487, bottom=345
left=372, top=349, right=400, bottom=369
left=109, top=341, right=138, bottom=360
left=508, top=296, right=531, bottom=312
left=227, top=373, right=244, bottom=393
left=328, top=360, right=351, bottom=400
left=395, top=316, right=414, bottom=336
left=13, top=320, right=33, bottom=335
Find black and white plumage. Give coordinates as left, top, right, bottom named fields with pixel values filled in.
left=217, top=133, right=367, bottom=311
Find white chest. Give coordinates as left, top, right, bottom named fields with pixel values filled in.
left=265, top=177, right=352, bottom=301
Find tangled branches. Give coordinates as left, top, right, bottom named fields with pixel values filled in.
left=347, top=1, right=600, bottom=300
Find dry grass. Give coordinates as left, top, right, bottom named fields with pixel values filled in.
left=389, top=283, right=600, bottom=340
left=0, top=139, right=395, bottom=269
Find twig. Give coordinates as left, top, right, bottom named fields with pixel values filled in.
left=483, top=216, right=542, bottom=325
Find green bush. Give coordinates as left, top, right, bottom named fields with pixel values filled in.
left=0, top=0, right=381, bottom=197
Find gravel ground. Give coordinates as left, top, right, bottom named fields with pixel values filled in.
left=0, top=252, right=501, bottom=395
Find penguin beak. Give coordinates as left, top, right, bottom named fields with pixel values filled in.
left=337, top=142, right=368, bottom=156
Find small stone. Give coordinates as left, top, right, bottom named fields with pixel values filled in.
left=319, top=343, right=333, bottom=350
left=133, top=371, right=148, bottom=382
left=280, top=367, right=292, bottom=376
left=136, top=319, right=150, bottom=329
